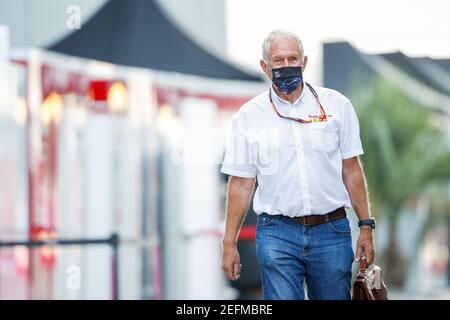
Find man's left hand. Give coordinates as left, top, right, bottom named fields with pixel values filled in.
left=355, top=227, right=375, bottom=265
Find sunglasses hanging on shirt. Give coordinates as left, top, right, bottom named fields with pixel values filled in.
left=269, top=82, right=329, bottom=124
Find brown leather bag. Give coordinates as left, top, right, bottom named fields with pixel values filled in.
left=352, top=258, right=388, bottom=300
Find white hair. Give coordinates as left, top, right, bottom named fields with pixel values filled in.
left=262, top=30, right=304, bottom=62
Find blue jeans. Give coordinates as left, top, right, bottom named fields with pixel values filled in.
left=255, top=212, right=354, bottom=300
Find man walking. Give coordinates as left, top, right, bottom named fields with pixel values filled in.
left=220, top=30, right=375, bottom=300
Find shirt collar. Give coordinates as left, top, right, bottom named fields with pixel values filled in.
left=270, top=81, right=307, bottom=106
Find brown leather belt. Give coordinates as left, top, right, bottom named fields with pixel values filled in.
left=280, top=207, right=346, bottom=227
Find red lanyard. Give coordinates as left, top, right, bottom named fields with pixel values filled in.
left=269, top=82, right=328, bottom=123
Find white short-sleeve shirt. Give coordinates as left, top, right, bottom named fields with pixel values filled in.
left=220, top=82, right=364, bottom=217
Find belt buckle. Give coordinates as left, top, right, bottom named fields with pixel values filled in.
left=303, top=216, right=314, bottom=227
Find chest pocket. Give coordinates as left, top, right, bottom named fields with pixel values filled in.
left=310, top=121, right=339, bottom=153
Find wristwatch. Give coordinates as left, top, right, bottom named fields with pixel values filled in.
left=358, top=218, right=376, bottom=229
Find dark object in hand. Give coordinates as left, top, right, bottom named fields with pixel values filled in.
left=352, top=258, right=388, bottom=300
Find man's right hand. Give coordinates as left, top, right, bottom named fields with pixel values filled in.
left=220, top=176, right=255, bottom=282
left=221, top=244, right=242, bottom=281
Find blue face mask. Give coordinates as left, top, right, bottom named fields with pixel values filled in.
left=270, top=66, right=303, bottom=94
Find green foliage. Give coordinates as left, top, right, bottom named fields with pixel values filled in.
left=350, top=79, right=450, bottom=223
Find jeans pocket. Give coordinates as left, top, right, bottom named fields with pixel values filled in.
left=256, top=214, right=278, bottom=227
left=328, top=217, right=351, bottom=234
